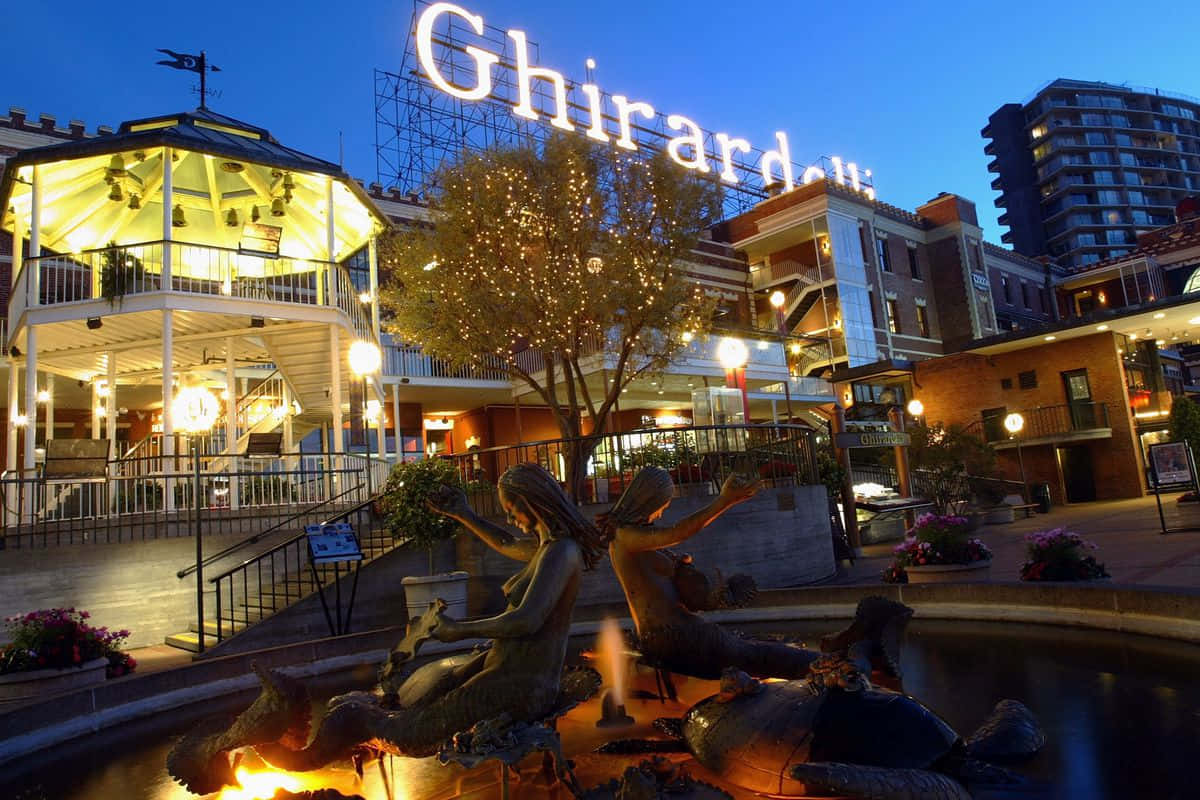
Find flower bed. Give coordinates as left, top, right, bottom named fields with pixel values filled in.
left=1020, top=528, right=1110, bottom=582
left=1, top=608, right=136, bottom=679
left=883, top=513, right=992, bottom=584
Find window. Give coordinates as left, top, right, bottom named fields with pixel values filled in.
left=886, top=299, right=900, bottom=333
left=1001, top=275, right=1012, bottom=304
left=916, top=304, right=930, bottom=337
left=1085, top=131, right=1109, bottom=145
left=1092, top=170, right=1115, bottom=184
left=1088, top=151, right=1113, bottom=165
left=876, top=237, right=892, bottom=273
left=907, top=246, right=921, bottom=279
left=1018, top=370, right=1038, bottom=389
left=1022, top=282, right=1033, bottom=309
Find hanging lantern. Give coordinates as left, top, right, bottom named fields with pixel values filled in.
left=250, top=205, right=261, bottom=223
left=127, top=193, right=141, bottom=210
left=108, top=182, right=124, bottom=203
left=172, top=204, right=187, bottom=227
left=225, top=208, right=239, bottom=227
left=105, top=154, right=127, bottom=180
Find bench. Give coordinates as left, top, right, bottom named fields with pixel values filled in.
left=1011, top=503, right=1039, bottom=519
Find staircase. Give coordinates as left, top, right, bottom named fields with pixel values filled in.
left=164, top=486, right=395, bottom=653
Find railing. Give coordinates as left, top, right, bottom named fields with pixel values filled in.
left=0, top=451, right=373, bottom=548
left=757, top=376, right=835, bottom=398
left=9, top=241, right=373, bottom=338
left=383, top=338, right=510, bottom=382
left=439, top=423, right=820, bottom=518
left=205, top=495, right=387, bottom=646
left=981, top=402, right=1110, bottom=443
left=750, top=259, right=825, bottom=290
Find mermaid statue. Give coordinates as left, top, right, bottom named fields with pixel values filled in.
left=167, top=463, right=607, bottom=793
left=598, top=467, right=910, bottom=684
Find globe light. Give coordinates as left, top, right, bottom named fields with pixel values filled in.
left=906, top=398, right=925, bottom=417
left=172, top=386, right=219, bottom=434
left=769, top=290, right=786, bottom=309
left=348, top=340, right=382, bottom=376
left=716, top=337, right=749, bottom=370
left=1004, top=412, right=1025, bottom=435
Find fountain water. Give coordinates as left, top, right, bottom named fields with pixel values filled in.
left=594, top=617, right=634, bottom=729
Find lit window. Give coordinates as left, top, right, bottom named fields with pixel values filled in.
left=886, top=299, right=900, bottom=334
left=916, top=304, right=930, bottom=337
left=876, top=237, right=892, bottom=273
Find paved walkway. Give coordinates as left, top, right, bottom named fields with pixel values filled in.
left=124, top=494, right=1200, bottom=672
left=835, top=494, right=1200, bottom=587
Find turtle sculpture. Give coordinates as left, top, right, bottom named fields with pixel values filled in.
left=600, top=662, right=1046, bottom=799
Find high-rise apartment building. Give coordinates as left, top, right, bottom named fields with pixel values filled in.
left=985, top=79, right=1200, bottom=269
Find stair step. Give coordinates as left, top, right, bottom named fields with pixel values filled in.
left=164, top=631, right=202, bottom=652
left=189, top=618, right=250, bottom=636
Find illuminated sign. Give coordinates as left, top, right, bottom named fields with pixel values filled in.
left=414, top=2, right=876, bottom=199
left=835, top=431, right=911, bottom=448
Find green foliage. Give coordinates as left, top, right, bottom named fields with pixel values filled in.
left=379, top=134, right=723, bottom=496
left=1168, top=397, right=1200, bottom=460
left=816, top=441, right=847, bottom=500
left=378, top=458, right=464, bottom=565
left=99, top=241, right=147, bottom=306
left=907, top=422, right=997, bottom=514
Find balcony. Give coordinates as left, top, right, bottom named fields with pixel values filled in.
left=982, top=402, right=1111, bottom=448
left=8, top=240, right=374, bottom=340
left=382, top=337, right=510, bottom=386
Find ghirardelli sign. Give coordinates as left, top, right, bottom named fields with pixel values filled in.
left=414, top=2, right=876, bottom=199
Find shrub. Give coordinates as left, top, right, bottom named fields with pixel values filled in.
left=1020, top=527, right=1109, bottom=582
left=378, top=457, right=464, bottom=573
left=0, top=608, right=136, bottom=678
left=882, top=512, right=992, bottom=583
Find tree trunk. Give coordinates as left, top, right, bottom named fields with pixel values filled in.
left=563, top=435, right=600, bottom=505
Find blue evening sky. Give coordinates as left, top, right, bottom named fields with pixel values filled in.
left=5, top=0, right=1199, bottom=244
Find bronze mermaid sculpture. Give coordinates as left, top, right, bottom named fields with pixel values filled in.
left=167, top=463, right=607, bottom=793
left=599, top=467, right=909, bottom=684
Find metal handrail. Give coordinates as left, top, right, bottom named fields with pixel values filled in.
left=177, top=478, right=369, bottom=579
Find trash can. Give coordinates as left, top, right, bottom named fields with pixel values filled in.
left=1031, top=482, right=1052, bottom=514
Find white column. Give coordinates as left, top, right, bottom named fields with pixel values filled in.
left=329, top=326, right=343, bottom=454
left=161, top=147, right=173, bottom=288
left=6, top=361, right=18, bottom=471
left=29, top=166, right=41, bottom=302
left=368, top=236, right=381, bottom=339
left=281, top=381, right=295, bottom=454
left=92, top=381, right=101, bottom=439
left=162, top=310, right=175, bottom=512
left=24, top=326, right=37, bottom=472
left=106, top=353, right=117, bottom=460
left=326, top=178, right=337, bottom=309
left=44, top=375, right=54, bottom=443
left=225, top=337, right=239, bottom=511
left=375, top=380, right=386, bottom=463
left=391, top=383, right=402, bottom=463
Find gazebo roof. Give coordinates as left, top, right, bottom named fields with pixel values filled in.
left=1, top=108, right=386, bottom=260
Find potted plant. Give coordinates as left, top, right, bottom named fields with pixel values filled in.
left=0, top=608, right=135, bottom=702
left=98, top=241, right=148, bottom=307
left=378, top=457, right=469, bottom=622
left=1020, top=528, right=1110, bottom=582
left=882, top=512, right=993, bottom=584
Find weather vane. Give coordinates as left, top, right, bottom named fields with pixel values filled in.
left=156, top=49, right=221, bottom=109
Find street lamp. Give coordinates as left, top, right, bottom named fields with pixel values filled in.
left=906, top=398, right=925, bottom=417
left=766, top=291, right=794, bottom=423
left=717, top=336, right=751, bottom=423
left=1004, top=412, right=1028, bottom=502
left=348, top=340, right=383, bottom=489
left=172, top=385, right=218, bottom=653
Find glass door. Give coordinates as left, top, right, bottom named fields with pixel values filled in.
left=1062, top=369, right=1095, bottom=429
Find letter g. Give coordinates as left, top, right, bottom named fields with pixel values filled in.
left=416, top=3, right=500, bottom=101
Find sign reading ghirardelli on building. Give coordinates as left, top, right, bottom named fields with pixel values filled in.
left=414, top=2, right=876, bottom=198
left=835, top=431, right=911, bottom=448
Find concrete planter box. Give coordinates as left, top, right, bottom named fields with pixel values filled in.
left=401, top=571, right=469, bottom=622
left=906, top=559, right=992, bottom=584
left=0, top=657, right=107, bottom=703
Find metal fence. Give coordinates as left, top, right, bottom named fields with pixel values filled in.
left=0, top=451, right=386, bottom=549
left=440, top=423, right=819, bottom=519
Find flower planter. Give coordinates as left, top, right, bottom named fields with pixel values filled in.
left=401, top=571, right=469, bottom=622
left=905, top=559, right=992, bottom=584
left=0, top=657, right=108, bottom=703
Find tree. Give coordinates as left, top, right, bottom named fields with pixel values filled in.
left=907, top=422, right=997, bottom=514
left=1168, top=396, right=1200, bottom=460
left=379, top=134, right=723, bottom=498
